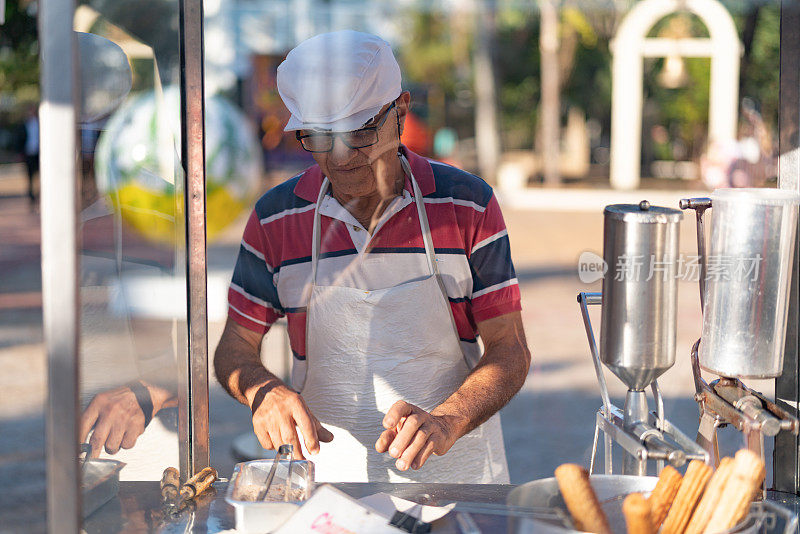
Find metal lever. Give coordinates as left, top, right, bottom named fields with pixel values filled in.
left=578, top=292, right=611, bottom=417
left=679, top=197, right=712, bottom=311
left=579, top=291, right=615, bottom=474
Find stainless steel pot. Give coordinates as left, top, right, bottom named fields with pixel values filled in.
left=600, top=203, right=683, bottom=390
left=700, top=188, right=800, bottom=378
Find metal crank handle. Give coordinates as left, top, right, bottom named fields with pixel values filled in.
left=734, top=396, right=782, bottom=437
left=640, top=435, right=686, bottom=466
left=678, top=198, right=712, bottom=211
left=582, top=292, right=602, bottom=306
left=640, top=443, right=705, bottom=465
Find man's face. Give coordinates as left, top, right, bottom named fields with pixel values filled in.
left=306, top=92, right=410, bottom=200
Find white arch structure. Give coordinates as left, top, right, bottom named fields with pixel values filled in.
left=610, top=0, right=741, bottom=190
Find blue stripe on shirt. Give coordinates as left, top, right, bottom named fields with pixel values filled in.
left=231, top=245, right=284, bottom=313
left=367, top=246, right=466, bottom=255
left=469, top=234, right=517, bottom=294
left=253, top=174, right=312, bottom=220
left=427, top=161, right=493, bottom=208
left=276, top=248, right=359, bottom=272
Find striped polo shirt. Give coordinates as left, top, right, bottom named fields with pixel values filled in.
left=228, top=147, right=521, bottom=388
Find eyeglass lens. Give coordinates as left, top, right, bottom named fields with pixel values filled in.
left=301, top=129, right=378, bottom=152
left=298, top=101, right=396, bottom=152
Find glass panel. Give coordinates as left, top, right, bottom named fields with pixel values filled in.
left=202, top=0, right=782, bottom=485
left=75, top=0, right=185, bottom=485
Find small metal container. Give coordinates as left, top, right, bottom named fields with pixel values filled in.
left=600, top=203, right=683, bottom=390
left=700, top=188, right=800, bottom=378
left=82, top=458, right=125, bottom=518
left=225, top=459, right=315, bottom=533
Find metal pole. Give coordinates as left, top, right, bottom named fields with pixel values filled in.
left=539, top=0, right=561, bottom=186
left=40, top=0, right=81, bottom=528
left=776, top=0, right=800, bottom=495
left=178, top=0, right=210, bottom=478
left=473, top=0, right=501, bottom=184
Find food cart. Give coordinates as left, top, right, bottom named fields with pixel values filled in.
left=37, top=0, right=800, bottom=531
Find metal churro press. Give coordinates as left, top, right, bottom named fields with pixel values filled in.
left=579, top=201, right=708, bottom=476
left=680, top=190, right=800, bottom=468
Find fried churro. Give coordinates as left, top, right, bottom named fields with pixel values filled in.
left=554, top=463, right=611, bottom=534
left=685, top=457, right=734, bottom=534
left=623, top=492, right=654, bottom=534
left=647, top=464, right=683, bottom=529
left=660, top=460, right=712, bottom=534
left=702, top=450, right=765, bottom=534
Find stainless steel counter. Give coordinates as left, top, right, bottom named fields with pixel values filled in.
left=83, top=481, right=517, bottom=533
left=81, top=480, right=800, bottom=533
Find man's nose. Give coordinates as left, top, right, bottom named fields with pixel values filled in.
left=329, top=135, right=356, bottom=162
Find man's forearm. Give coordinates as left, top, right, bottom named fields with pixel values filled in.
left=432, top=316, right=531, bottom=439
left=213, top=326, right=286, bottom=408
left=432, top=348, right=528, bottom=437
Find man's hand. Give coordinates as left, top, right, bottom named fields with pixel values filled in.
left=374, top=312, right=530, bottom=472
left=250, top=384, right=334, bottom=460
left=80, top=382, right=175, bottom=458
left=375, top=400, right=464, bottom=471
left=80, top=386, right=146, bottom=458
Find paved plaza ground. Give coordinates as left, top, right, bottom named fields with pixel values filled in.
left=0, top=164, right=775, bottom=532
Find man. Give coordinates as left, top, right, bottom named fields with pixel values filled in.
left=214, top=30, right=530, bottom=483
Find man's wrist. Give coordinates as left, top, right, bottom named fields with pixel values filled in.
left=126, top=380, right=154, bottom=427
left=141, top=381, right=176, bottom=415
left=431, top=407, right=470, bottom=442
left=245, top=375, right=287, bottom=411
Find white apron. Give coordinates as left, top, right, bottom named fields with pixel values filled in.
left=299, top=153, right=509, bottom=483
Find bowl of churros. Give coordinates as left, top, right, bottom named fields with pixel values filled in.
left=507, top=450, right=797, bottom=534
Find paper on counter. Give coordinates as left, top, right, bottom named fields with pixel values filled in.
left=274, top=485, right=403, bottom=533
left=359, top=492, right=456, bottom=523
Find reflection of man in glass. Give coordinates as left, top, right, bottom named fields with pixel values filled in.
left=80, top=381, right=176, bottom=457
left=214, top=31, right=531, bottom=483
left=73, top=29, right=182, bottom=474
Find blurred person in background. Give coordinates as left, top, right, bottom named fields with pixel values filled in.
left=20, top=105, right=39, bottom=206
left=701, top=98, right=776, bottom=189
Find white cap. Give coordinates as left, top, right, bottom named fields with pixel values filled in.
left=277, top=30, right=402, bottom=132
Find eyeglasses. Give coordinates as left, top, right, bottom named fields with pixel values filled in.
left=296, top=101, right=397, bottom=153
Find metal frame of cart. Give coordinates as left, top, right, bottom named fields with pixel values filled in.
left=38, top=0, right=800, bottom=531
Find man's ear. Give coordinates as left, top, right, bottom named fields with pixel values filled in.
left=396, top=91, right=412, bottom=135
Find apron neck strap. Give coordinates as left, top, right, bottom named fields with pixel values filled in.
left=311, top=176, right=329, bottom=285
left=310, top=153, right=439, bottom=284
left=399, top=152, right=439, bottom=277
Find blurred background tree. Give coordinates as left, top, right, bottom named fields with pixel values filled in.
left=0, top=0, right=783, bottom=179
left=399, top=0, right=779, bottom=183
left=737, top=2, right=779, bottom=136
left=0, top=0, right=39, bottom=162
left=0, top=0, right=39, bottom=107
